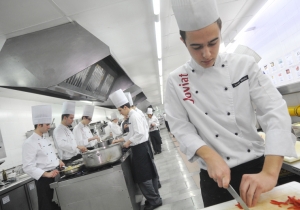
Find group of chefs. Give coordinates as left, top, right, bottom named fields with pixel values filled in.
left=19, top=0, right=300, bottom=209
left=22, top=90, right=164, bottom=210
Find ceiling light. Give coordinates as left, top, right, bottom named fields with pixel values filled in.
left=155, top=21, right=162, bottom=59
left=234, top=0, right=274, bottom=41
left=152, top=0, right=160, bottom=15
left=159, top=76, right=163, bottom=85
left=158, top=59, right=162, bottom=76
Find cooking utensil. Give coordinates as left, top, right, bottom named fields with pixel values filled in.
left=82, top=143, right=122, bottom=168
left=60, top=164, right=83, bottom=176
left=227, top=184, right=249, bottom=210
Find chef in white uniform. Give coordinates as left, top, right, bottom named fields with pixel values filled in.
left=165, top=0, right=297, bottom=208
left=147, top=108, right=162, bottom=154
left=73, top=105, right=100, bottom=150
left=125, top=92, right=148, bottom=126
left=53, top=101, right=87, bottom=166
left=110, top=112, right=123, bottom=138
left=22, top=105, right=64, bottom=210
left=110, top=89, right=162, bottom=210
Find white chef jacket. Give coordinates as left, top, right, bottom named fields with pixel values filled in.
left=135, top=107, right=150, bottom=134
left=110, top=122, right=123, bottom=138
left=22, top=133, right=59, bottom=180
left=124, top=109, right=148, bottom=146
left=165, top=53, right=297, bottom=170
left=148, top=115, right=160, bottom=132
left=53, top=124, right=79, bottom=160
left=73, top=122, right=97, bottom=147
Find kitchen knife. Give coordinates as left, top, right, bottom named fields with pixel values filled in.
left=227, top=184, right=250, bottom=210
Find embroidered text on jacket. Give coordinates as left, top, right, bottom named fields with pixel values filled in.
left=179, top=74, right=195, bottom=104
left=232, top=75, right=249, bottom=88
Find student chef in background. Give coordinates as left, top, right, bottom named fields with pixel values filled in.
left=110, top=90, right=162, bottom=210
left=147, top=108, right=162, bottom=155
left=165, top=0, right=297, bottom=208
left=53, top=101, right=87, bottom=166
left=110, top=112, right=123, bottom=138
left=73, top=105, right=100, bottom=150
left=22, top=105, right=64, bottom=210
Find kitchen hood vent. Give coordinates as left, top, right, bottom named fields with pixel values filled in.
left=0, top=22, right=134, bottom=102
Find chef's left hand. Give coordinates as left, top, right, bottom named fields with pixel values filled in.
left=240, top=171, right=277, bottom=207
left=123, top=140, right=131, bottom=148
left=59, top=160, right=65, bottom=168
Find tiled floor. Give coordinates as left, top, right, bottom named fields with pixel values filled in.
left=145, top=128, right=204, bottom=210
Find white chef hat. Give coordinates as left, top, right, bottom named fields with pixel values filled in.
left=62, top=101, right=76, bottom=115
left=171, top=0, right=219, bottom=31
left=32, top=105, right=52, bottom=125
left=124, top=92, right=133, bottom=106
left=82, top=105, right=94, bottom=117
left=109, top=89, right=129, bottom=108
left=147, top=108, right=153, bottom=115
left=111, top=112, right=118, bottom=120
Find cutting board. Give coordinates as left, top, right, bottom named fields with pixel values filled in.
left=203, top=181, right=300, bottom=210
left=284, top=141, right=300, bottom=163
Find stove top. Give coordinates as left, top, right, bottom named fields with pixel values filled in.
left=59, top=160, right=122, bottom=182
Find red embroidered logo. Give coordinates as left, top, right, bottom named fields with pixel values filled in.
left=179, top=74, right=194, bottom=104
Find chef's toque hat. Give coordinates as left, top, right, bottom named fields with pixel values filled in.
left=109, top=89, right=129, bottom=108
left=32, top=105, right=52, bottom=125
left=82, top=105, right=94, bottom=117
left=171, top=0, right=219, bottom=31
left=147, top=108, right=153, bottom=115
left=62, top=101, right=76, bottom=115
left=124, top=92, right=133, bottom=106
left=111, top=112, right=118, bottom=121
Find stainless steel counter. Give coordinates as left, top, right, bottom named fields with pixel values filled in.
left=0, top=174, right=33, bottom=194
left=282, top=160, right=300, bottom=176
left=50, top=150, right=142, bottom=210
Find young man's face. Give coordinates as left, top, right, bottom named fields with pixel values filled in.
left=64, top=114, right=74, bottom=126
left=39, top=124, right=51, bottom=133
left=118, top=107, right=129, bottom=117
left=182, top=22, right=221, bottom=68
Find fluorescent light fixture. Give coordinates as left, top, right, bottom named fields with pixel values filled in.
left=155, top=21, right=162, bottom=59
left=152, top=0, right=160, bottom=15
left=80, top=100, right=93, bottom=104
left=234, top=0, right=274, bottom=42
left=219, top=42, right=225, bottom=53
left=158, top=59, right=162, bottom=76
left=159, top=76, right=163, bottom=85
left=160, top=85, right=164, bottom=104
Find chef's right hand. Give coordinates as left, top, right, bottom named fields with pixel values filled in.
left=77, top=146, right=88, bottom=153
left=43, top=169, right=59, bottom=178
left=196, top=145, right=231, bottom=188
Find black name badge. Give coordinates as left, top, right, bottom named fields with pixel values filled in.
left=232, top=75, right=249, bottom=88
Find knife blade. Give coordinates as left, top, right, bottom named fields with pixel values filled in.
left=227, top=184, right=250, bottom=210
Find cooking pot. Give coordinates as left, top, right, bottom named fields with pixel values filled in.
left=95, top=140, right=109, bottom=148
left=82, top=143, right=123, bottom=168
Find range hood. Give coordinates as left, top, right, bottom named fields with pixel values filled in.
left=93, top=84, right=148, bottom=109
left=0, top=22, right=134, bottom=102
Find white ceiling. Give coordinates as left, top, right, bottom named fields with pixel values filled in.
left=0, top=0, right=267, bottom=106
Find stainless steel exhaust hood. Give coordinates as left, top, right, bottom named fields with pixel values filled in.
left=0, top=22, right=134, bottom=102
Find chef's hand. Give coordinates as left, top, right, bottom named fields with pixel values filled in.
left=43, top=170, right=59, bottom=178
left=123, top=140, right=131, bottom=148
left=196, top=145, right=231, bottom=188
left=59, top=160, right=65, bottom=168
left=151, top=123, right=156, bottom=127
left=112, top=139, right=119, bottom=144
left=240, top=155, right=283, bottom=207
left=124, top=124, right=129, bottom=129
left=77, top=146, right=88, bottom=153
left=93, top=135, right=100, bottom=141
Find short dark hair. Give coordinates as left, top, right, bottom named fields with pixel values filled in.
left=180, top=18, right=222, bottom=42
left=82, top=116, right=89, bottom=120
left=34, top=124, right=43, bottom=129
left=61, top=114, right=70, bottom=121
left=120, top=103, right=131, bottom=109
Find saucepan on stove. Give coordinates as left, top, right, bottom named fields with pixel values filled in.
left=82, top=143, right=123, bottom=168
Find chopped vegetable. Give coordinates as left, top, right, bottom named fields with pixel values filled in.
left=235, top=203, right=243, bottom=209
left=270, top=196, right=300, bottom=209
